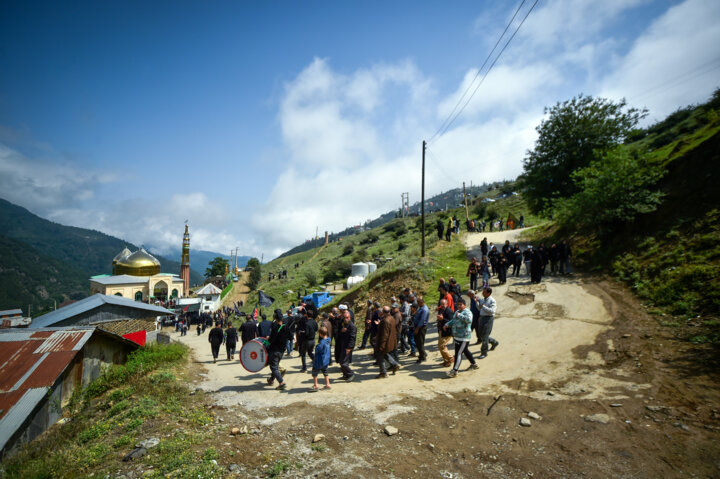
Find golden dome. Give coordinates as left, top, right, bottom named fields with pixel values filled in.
left=112, top=247, right=132, bottom=265
left=113, top=248, right=161, bottom=276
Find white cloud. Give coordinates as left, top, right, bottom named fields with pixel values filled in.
left=600, top=0, right=720, bottom=121
left=0, top=143, right=113, bottom=211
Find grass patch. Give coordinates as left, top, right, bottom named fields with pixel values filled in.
left=1, top=342, right=226, bottom=479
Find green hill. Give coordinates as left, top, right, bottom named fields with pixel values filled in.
left=0, top=235, right=88, bottom=313
left=240, top=187, right=535, bottom=315
left=527, top=89, right=720, bottom=344
left=0, top=198, right=205, bottom=312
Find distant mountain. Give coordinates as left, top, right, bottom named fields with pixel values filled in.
left=0, top=235, right=88, bottom=313
left=0, top=198, right=205, bottom=303
left=165, top=249, right=250, bottom=274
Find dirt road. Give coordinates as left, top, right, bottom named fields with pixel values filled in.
left=177, top=228, right=629, bottom=411
left=171, top=229, right=719, bottom=478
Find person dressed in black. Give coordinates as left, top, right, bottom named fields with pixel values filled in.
left=329, top=308, right=344, bottom=365
left=530, top=247, right=544, bottom=284
left=512, top=244, right=522, bottom=277
left=266, top=312, right=291, bottom=390
left=225, top=322, right=238, bottom=360
left=480, top=237, right=488, bottom=257
left=240, top=316, right=258, bottom=344
left=497, top=253, right=508, bottom=285
left=298, top=310, right=318, bottom=372
left=258, top=313, right=273, bottom=338
left=208, top=323, right=224, bottom=363
left=338, top=309, right=357, bottom=381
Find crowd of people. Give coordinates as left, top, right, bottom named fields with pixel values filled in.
left=195, top=281, right=503, bottom=392
left=466, top=238, right=572, bottom=287
left=183, top=237, right=571, bottom=392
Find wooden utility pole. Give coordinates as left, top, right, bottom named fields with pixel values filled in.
left=421, top=140, right=426, bottom=257
left=463, top=181, right=470, bottom=220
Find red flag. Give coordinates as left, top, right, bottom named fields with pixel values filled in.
left=252, top=307, right=258, bottom=320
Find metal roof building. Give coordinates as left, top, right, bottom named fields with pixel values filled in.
left=0, top=327, right=138, bottom=457
left=30, top=293, right=173, bottom=329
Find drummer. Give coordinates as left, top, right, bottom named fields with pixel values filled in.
left=266, top=310, right=292, bottom=390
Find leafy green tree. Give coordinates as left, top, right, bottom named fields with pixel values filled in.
left=245, top=257, right=261, bottom=290
left=486, top=207, right=499, bottom=222
left=521, top=95, right=647, bottom=213
left=554, top=146, right=665, bottom=234
left=205, top=257, right=229, bottom=278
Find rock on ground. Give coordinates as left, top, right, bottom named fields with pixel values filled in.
left=585, top=413, right=610, bottom=424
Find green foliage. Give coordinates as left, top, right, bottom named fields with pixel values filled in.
left=304, top=270, right=318, bottom=285
left=342, top=243, right=354, bottom=255
left=0, top=234, right=88, bottom=313
left=246, top=257, right=262, bottom=290
left=205, top=256, right=229, bottom=278
left=522, top=95, right=647, bottom=213
left=220, top=281, right=233, bottom=299
left=360, top=232, right=379, bottom=244
left=473, top=202, right=487, bottom=218
left=486, top=208, right=499, bottom=221
left=83, top=343, right=188, bottom=400
left=612, top=210, right=720, bottom=321
left=267, top=459, right=292, bottom=477
left=554, top=146, right=666, bottom=234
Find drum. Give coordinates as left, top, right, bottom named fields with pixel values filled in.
left=240, top=338, right=269, bottom=372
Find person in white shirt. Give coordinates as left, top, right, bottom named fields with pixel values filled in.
left=478, top=287, right=499, bottom=359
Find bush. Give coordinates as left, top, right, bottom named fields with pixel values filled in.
left=304, top=271, right=318, bottom=285
left=360, top=232, right=379, bottom=245
left=342, top=243, right=354, bottom=255
left=554, top=146, right=665, bottom=235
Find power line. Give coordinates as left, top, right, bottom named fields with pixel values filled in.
left=429, top=0, right=540, bottom=145
left=629, top=57, right=720, bottom=104
left=428, top=0, right=528, bottom=144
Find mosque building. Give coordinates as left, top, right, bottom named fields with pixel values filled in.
left=89, top=226, right=191, bottom=302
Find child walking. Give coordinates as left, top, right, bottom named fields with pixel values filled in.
left=310, top=327, right=332, bottom=391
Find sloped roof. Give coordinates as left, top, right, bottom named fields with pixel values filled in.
left=0, top=309, right=23, bottom=318
left=0, top=327, right=137, bottom=453
left=195, top=283, right=222, bottom=295
left=30, top=294, right=174, bottom=329
left=90, top=274, right=149, bottom=285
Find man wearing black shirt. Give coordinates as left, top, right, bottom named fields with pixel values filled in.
left=225, top=322, right=238, bottom=361
left=208, top=323, right=224, bottom=364
left=240, top=317, right=258, bottom=344
left=298, top=310, right=318, bottom=372
left=266, top=313, right=291, bottom=390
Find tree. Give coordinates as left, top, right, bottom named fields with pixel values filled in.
left=554, top=146, right=665, bottom=234
left=205, top=257, right=229, bottom=278
left=521, top=95, right=647, bottom=213
left=246, top=257, right=261, bottom=291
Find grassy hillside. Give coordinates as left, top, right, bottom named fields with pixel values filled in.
left=0, top=235, right=88, bottom=312
left=529, top=92, right=720, bottom=345
left=240, top=188, right=537, bottom=318
left=0, top=198, right=204, bottom=282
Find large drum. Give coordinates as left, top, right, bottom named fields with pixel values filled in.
left=240, top=338, right=269, bottom=373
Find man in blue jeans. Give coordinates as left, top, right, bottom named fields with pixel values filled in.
left=478, top=287, right=499, bottom=359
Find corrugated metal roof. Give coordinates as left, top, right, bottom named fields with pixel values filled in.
left=0, top=388, right=49, bottom=454
left=0, top=309, right=23, bottom=318
left=0, top=327, right=137, bottom=453
left=30, top=294, right=174, bottom=329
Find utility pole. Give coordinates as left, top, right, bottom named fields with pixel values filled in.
left=463, top=181, right=470, bottom=221
left=421, top=140, right=426, bottom=257
left=400, top=192, right=409, bottom=217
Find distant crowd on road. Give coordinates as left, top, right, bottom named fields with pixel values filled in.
left=437, top=214, right=526, bottom=241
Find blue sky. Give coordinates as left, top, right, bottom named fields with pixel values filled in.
left=1, top=0, right=719, bottom=259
